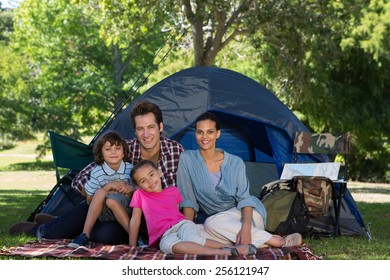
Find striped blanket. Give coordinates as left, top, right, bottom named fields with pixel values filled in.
left=0, top=239, right=322, bottom=260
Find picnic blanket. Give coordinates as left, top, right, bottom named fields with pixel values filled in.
left=0, top=239, right=322, bottom=260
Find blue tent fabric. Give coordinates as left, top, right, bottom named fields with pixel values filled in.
left=103, top=66, right=368, bottom=237
left=108, top=66, right=323, bottom=175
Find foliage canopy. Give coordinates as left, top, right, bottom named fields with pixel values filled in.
left=0, top=0, right=389, bottom=181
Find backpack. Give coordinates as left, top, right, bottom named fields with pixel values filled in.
left=260, top=180, right=310, bottom=235
left=292, top=176, right=333, bottom=217
left=259, top=177, right=333, bottom=236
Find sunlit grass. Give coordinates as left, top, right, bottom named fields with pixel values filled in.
left=307, top=202, right=390, bottom=260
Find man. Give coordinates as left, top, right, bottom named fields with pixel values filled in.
left=9, top=101, right=184, bottom=244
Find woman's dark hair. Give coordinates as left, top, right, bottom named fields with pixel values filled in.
left=130, top=159, right=158, bottom=182
left=130, top=101, right=163, bottom=129
left=195, top=112, right=220, bottom=131
left=93, top=131, right=130, bottom=165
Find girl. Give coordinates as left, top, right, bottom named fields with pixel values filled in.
left=129, top=159, right=256, bottom=256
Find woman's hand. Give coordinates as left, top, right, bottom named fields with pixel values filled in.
left=236, top=224, right=252, bottom=245
left=236, top=206, right=253, bottom=245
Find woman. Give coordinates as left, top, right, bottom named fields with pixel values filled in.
left=177, top=112, right=302, bottom=248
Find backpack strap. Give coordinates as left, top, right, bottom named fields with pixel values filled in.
left=259, top=179, right=292, bottom=200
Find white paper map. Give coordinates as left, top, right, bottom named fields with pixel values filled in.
left=280, top=162, right=341, bottom=180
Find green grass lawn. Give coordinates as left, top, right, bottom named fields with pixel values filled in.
left=1, top=189, right=389, bottom=259
left=306, top=202, right=390, bottom=259
left=0, top=189, right=48, bottom=250
left=0, top=135, right=389, bottom=260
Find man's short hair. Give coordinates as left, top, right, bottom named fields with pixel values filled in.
left=130, top=101, right=163, bottom=129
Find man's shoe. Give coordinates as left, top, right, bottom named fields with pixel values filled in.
left=68, top=233, right=89, bottom=248
left=34, top=213, right=55, bottom=225
left=8, top=222, right=36, bottom=235
left=283, top=233, right=303, bottom=247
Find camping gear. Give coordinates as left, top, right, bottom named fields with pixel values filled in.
left=292, top=131, right=359, bottom=238
left=37, top=66, right=369, bottom=238
left=293, top=176, right=333, bottom=218
left=260, top=179, right=310, bottom=235
left=260, top=176, right=333, bottom=236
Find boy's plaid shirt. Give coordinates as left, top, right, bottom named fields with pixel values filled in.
left=71, top=136, right=184, bottom=194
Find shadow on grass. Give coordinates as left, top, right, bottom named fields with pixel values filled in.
left=3, top=161, right=55, bottom=171
left=0, top=189, right=48, bottom=231
left=0, top=189, right=53, bottom=252
left=349, top=188, right=390, bottom=195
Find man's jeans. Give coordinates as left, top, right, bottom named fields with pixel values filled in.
left=33, top=201, right=128, bottom=244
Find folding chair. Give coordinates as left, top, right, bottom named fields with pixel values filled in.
left=27, top=131, right=94, bottom=221
left=49, top=130, right=94, bottom=182
left=293, top=131, right=350, bottom=237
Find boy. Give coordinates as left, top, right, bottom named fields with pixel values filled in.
left=68, top=131, right=133, bottom=248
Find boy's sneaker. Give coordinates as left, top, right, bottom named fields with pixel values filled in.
left=68, top=233, right=89, bottom=248
left=283, top=233, right=303, bottom=247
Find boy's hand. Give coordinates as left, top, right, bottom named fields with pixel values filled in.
left=103, top=181, right=120, bottom=192
left=116, top=182, right=135, bottom=196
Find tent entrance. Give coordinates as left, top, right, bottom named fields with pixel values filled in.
left=173, top=111, right=276, bottom=164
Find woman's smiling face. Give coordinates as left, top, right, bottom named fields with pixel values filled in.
left=195, top=119, right=220, bottom=151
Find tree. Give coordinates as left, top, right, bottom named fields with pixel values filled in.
left=0, top=9, right=33, bottom=146
left=72, top=0, right=169, bottom=104
left=337, top=0, right=390, bottom=181
left=10, top=0, right=168, bottom=142
left=0, top=8, right=13, bottom=41
left=163, top=0, right=264, bottom=66
left=162, top=0, right=389, bottom=181
left=3, top=0, right=389, bottom=180
left=249, top=0, right=390, bottom=181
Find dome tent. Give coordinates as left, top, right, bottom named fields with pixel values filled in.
left=106, top=66, right=368, bottom=238
left=108, top=66, right=316, bottom=175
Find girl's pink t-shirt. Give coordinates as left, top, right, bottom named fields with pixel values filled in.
left=130, top=186, right=186, bottom=246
